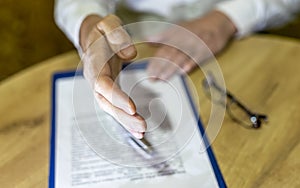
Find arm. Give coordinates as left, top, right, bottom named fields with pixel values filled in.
left=147, top=10, right=237, bottom=80
left=54, top=0, right=146, bottom=138
left=54, top=0, right=112, bottom=49
left=216, top=0, right=300, bottom=37
left=147, top=0, right=300, bottom=80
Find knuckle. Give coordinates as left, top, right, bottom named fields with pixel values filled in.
left=185, top=62, right=195, bottom=71
left=96, top=96, right=112, bottom=113
left=94, top=93, right=105, bottom=105
left=135, top=117, right=146, bottom=129
left=83, top=27, right=103, bottom=51
left=94, top=76, right=111, bottom=92
left=105, top=14, right=122, bottom=25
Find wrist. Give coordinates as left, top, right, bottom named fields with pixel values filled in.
left=196, top=10, right=237, bottom=53
left=209, top=10, right=237, bottom=42
left=79, top=15, right=103, bottom=51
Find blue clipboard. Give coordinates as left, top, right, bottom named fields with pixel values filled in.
left=49, top=62, right=226, bottom=188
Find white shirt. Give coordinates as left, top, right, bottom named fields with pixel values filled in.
left=54, top=0, right=300, bottom=49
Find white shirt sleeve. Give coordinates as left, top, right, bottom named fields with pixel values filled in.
left=55, top=0, right=300, bottom=47
left=215, top=0, right=300, bottom=38
left=54, top=0, right=114, bottom=49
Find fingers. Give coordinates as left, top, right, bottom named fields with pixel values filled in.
left=146, top=31, right=168, bottom=44
left=181, top=59, right=197, bottom=73
left=147, top=46, right=177, bottom=80
left=97, top=14, right=137, bottom=60
left=148, top=45, right=195, bottom=80
left=81, top=15, right=145, bottom=138
left=94, top=92, right=146, bottom=139
left=94, top=75, right=147, bottom=139
left=94, top=75, right=136, bottom=115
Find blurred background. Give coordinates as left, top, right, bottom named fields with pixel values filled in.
left=0, top=0, right=74, bottom=81
left=0, top=0, right=299, bottom=82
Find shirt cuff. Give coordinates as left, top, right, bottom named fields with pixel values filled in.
left=55, top=2, right=109, bottom=51
left=215, top=0, right=263, bottom=38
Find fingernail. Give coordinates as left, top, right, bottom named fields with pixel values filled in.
left=120, top=45, right=136, bottom=59
left=127, top=107, right=135, bottom=115
left=147, top=70, right=157, bottom=80
left=148, top=77, right=157, bottom=82
left=127, top=100, right=136, bottom=115
left=159, top=74, right=168, bottom=81
left=132, top=132, right=143, bottom=139
left=146, top=35, right=163, bottom=43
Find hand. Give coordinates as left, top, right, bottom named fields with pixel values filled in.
left=147, top=10, right=237, bottom=80
left=80, top=14, right=146, bottom=139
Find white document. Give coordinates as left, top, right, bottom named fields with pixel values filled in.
left=50, top=63, right=225, bottom=188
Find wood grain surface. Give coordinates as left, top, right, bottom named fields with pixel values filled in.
left=0, top=35, right=299, bottom=188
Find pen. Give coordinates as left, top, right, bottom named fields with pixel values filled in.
left=119, top=123, right=154, bottom=159
left=127, top=135, right=154, bottom=159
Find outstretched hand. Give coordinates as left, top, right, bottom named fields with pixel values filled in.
left=80, top=14, right=146, bottom=139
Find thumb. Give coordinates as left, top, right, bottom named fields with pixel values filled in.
left=146, top=34, right=165, bottom=43
left=97, top=14, right=137, bottom=60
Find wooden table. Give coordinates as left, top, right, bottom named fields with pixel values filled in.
left=1, top=35, right=300, bottom=188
